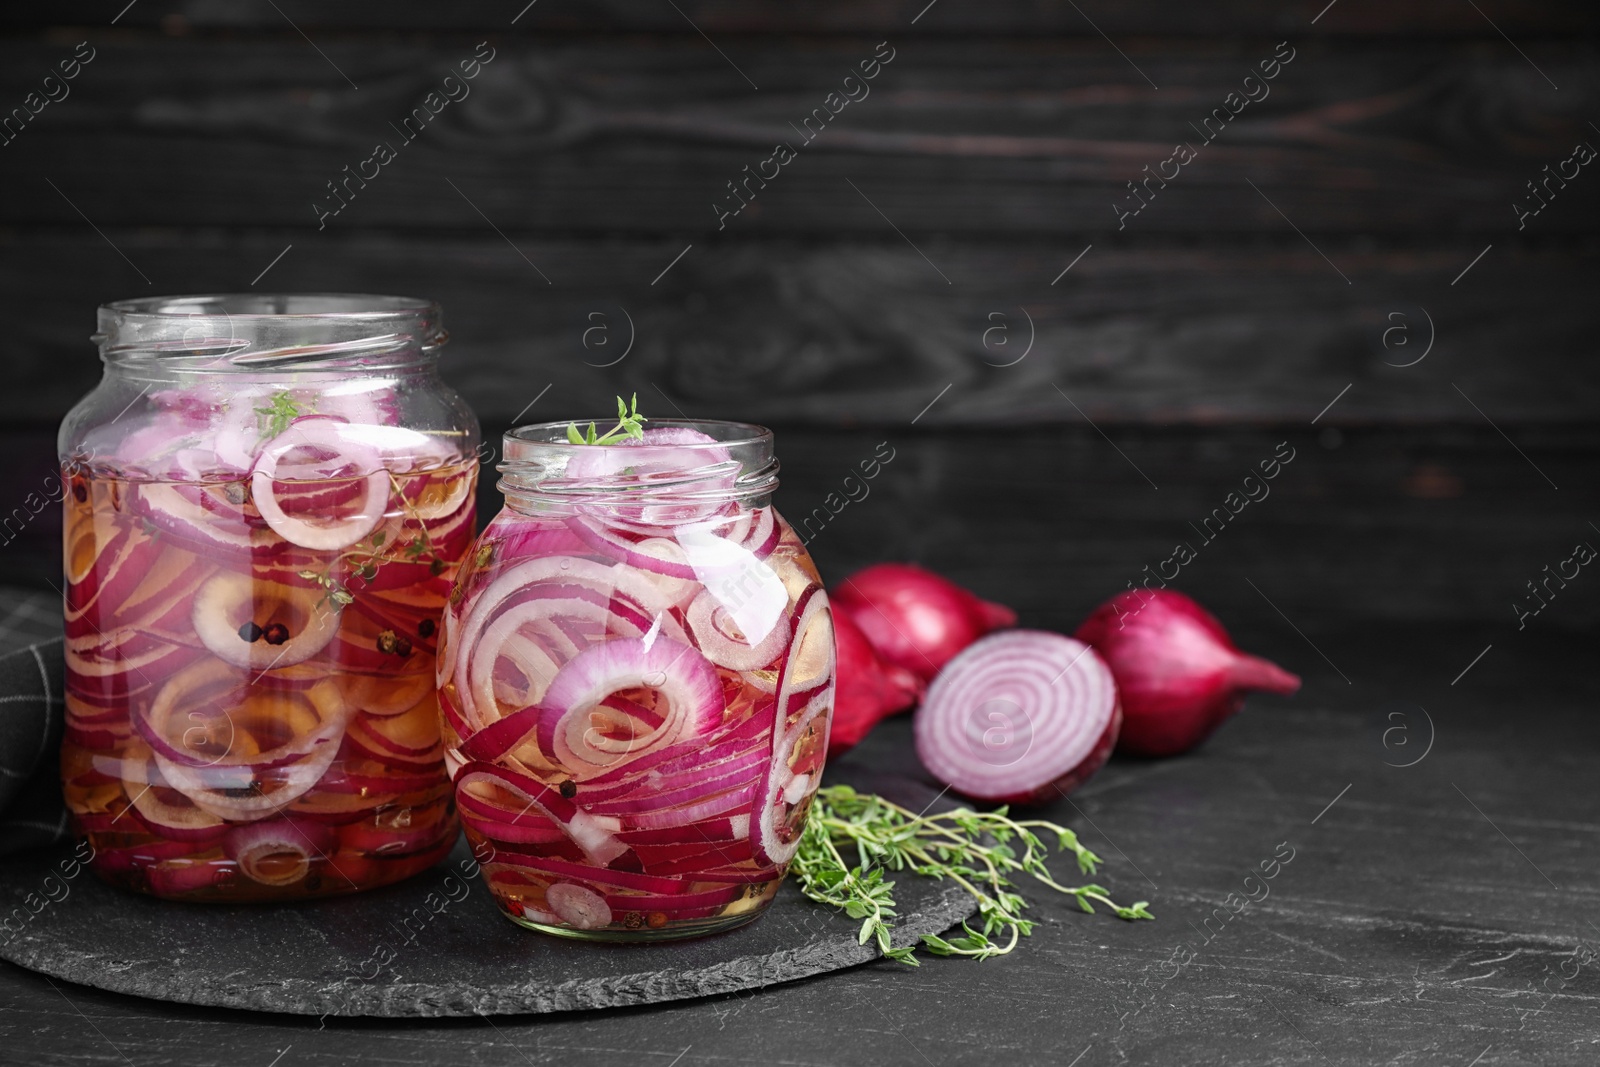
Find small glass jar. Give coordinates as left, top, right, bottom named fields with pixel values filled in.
left=58, top=294, right=479, bottom=901
left=439, top=420, right=834, bottom=940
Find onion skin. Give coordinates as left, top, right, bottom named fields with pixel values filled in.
left=826, top=608, right=924, bottom=757
left=1074, top=590, right=1301, bottom=758
left=830, top=563, right=1016, bottom=683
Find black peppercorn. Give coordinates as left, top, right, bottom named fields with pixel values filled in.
left=559, top=780, right=577, bottom=799
left=417, top=618, right=436, bottom=638
left=261, top=623, right=289, bottom=645
left=238, top=621, right=263, bottom=643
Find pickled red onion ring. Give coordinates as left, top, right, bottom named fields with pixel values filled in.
left=566, top=516, right=698, bottom=579
left=456, top=763, right=628, bottom=865
left=544, top=883, right=613, bottom=929
left=535, top=636, right=725, bottom=780
left=191, top=573, right=340, bottom=671
left=223, top=819, right=338, bottom=886
left=250, top=416, right=389, bottom=550
left=117, top=749, right=227, bottom=843
left=685, top=587, right=787, bottom=671
left=751, top=692, right=830, bottom=868
left=156, top=737, right=342, bottom=821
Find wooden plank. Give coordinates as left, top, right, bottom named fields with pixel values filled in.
left=2, top=233, right=1593, bottom=427
left=2, top=0, right=1594, bottom=35
left=0, top=38, right=1592, bottom=233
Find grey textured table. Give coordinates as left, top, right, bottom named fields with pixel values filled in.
left=1, top=427, right=1597, bottom=1065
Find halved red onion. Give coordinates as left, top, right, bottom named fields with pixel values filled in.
left=913, top=630, right=1121, bottom=804
left=544, top=882, right=613, bottom=929
left=250, top=416, right=390, bottom=550
left=191, top=573, right=340, bottom=671
left=535, top=635, right=724, bottom=780
left=223, top=819, right=338, bottom=886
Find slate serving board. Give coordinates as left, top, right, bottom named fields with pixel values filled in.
left=0, top=778, right=976, bottom=1018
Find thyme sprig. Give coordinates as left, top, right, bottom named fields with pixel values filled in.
left=567, top=393, right=647, bottom=445
left=791, top=786, right=1152, bottom=966
left=296, top=478, right=446, bottom=609
left=255, top=391, right=303, bottom=440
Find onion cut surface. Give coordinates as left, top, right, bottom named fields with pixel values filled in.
left=914, top=630, right=1121, bottom=804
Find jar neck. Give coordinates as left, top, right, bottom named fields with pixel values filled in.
left=94, top=293, right=446, bottom=375
left=497, top=419, right=779, bottom=516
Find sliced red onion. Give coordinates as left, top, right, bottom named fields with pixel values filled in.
left=347, top=695, right=440, bottom=756
left=605, top=785, right=755, bottom=830
left=535, top=635, right=724, bottom=780
left=673, top=520, right=788, bottom=655
left=562, top=427, right=736, bottom=526
left=145, top=860, right=231, bottom=896
left=223, top=819, right=338, bottom=886
left=340, top=671, right=435, bottom=718
left=460, top=807, right=567, bottom=846
left=157, top=741, right=342, bottom=821
left=191, top=573, right=340, bottom=671
left=685, top=587, right=787, bottom=671
left=250, top=416, right=390, bottom=550
left=340, top=807, right=454, bottom=856
left=134, top=482, right=268, bottom=556
left=66, top=627, right=202, bottom=689
left=751, top=692, right=829, bottom=868
left=138, top=664, right=348, bottom=769
left=544, top=882, right=614, bottom=929
left=451, top=556, right=678, bottom=727
left=566, top=516, right=697, bottom=577
left=913, top=630, right=1121, bottom=804
left=70, top=542, right=213, bottom=641
left=457, top=764, right=627, bottom=865
left=487, top=852, right=688, bottom=894
left=774, top=589, right=835, bottom=722
left=106, top=747, right=226, bottom=843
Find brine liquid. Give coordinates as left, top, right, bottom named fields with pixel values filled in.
left=61, top=459, right=475, bottom=901
left=439, top=504, right=834, bottom=940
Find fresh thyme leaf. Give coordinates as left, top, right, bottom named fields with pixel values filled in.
left=566, top=394, right=648, bottom=446
left=790, top=785, right=1152, bottom=966
left=254, top=391, right=302, bottom=440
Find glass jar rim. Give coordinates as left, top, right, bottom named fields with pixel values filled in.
left=505, top=418, right=772, bottom=452
left=498, top=418, right=779, bottom=509
left=94, top=292, right=446, bottom=369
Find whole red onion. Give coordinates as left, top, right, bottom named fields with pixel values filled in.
left=1074, top=590, right=1301, bottom=757
left=830, top=563, right=1016, bottom=683
left=827, top=607, right=925, bottom=757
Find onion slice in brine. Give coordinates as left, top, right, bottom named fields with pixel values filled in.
left=250, top=416, right=390, bottom=550
left=534, top=635, right=725, bottom=780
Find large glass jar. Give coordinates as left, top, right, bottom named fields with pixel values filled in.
left=58, top=294, right=479, bottom=901
left=439, top=420, right=834, bottom=940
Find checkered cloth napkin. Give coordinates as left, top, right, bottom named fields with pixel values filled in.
left=0, top=589, right=71, bottom=856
